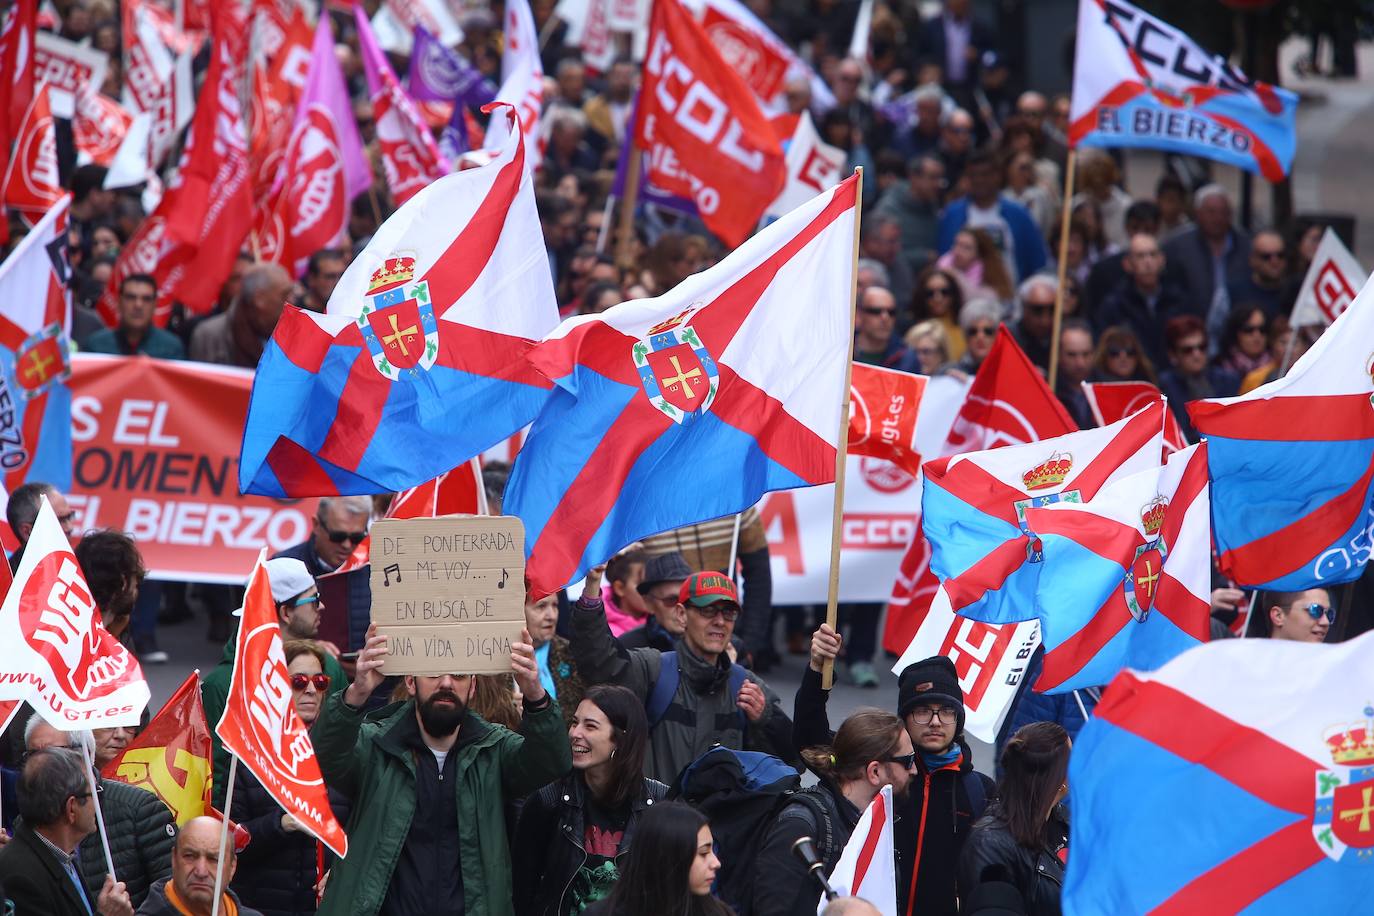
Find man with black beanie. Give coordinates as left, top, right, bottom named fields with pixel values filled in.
left=795, top=624, right=996, bottom=916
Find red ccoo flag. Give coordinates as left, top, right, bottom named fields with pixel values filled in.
left=634, top=0, right=784, bottom=247
left=216, top=555, right=348, bottom=858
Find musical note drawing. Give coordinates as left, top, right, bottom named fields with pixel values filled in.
left=383, top=563, right=402, bottom=586
left=497, top=569, right=509, bottom=589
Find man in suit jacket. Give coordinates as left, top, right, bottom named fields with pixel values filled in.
left=0, top=746, right=133, bottom=915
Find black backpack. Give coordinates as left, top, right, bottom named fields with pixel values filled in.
left=667, top=745, right=801, bottom=916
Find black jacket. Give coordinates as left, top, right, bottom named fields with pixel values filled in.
left=231, top=764, right=352, bottom=916
left=958, top=806, right=1069, bottom=916
left=0, top=822, right=96, bottom=916
left=791, top=666, right=994, bottom=916
left=511, top=773, right=667, bottom=916
left=78, top=778, right=175, bottom=910
left=750, top=779, right=861, bottom=916
left=137, top=877, right=264, bottom=915
left=1094, top=280, right=1198, bottom=372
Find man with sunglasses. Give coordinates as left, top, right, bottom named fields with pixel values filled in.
left=1158, top=315, right=1239, bottom=443
left=0, top=747, right=134, bottom=916
left=571, top=568, right=799, bottom=783
left=1226, top=229, right=1289, bottom=319
left=202, top=558, right=349, bottom=809
left=797, top=631, right=994, bottom=916
left=1265, top=588, right=1334, bottom=643
left=854, top=285, right=911, bottom=368
left=621, top=552, right=692, bottom=652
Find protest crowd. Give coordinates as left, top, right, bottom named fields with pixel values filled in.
left=0, top=0, right=1371, bottom=914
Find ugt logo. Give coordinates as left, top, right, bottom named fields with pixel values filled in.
left=632, top=305, right=719, bottom=425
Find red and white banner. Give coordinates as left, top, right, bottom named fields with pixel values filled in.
left=848, top=364, right=925, bottom=477
left=767, top=110, right=846, bottom=220
left=217, top=556, right=348, bottom=857
left=0, top=0, right=36, bottom=151
left=1083, top=382, right=1186, bottom=454
left=0, top=496, right=150, bottom=727
left=73, top=85, right=134, bottom=167
left=1290, top=227, right=1367, bottom=327
left=32, top=31, right=107, bottom=118
left=66, top=355, right=318, bottom=584
left=2, top=83, right=63, bottom=218
left=636, top=0, right=784, bottom=246
left=821, top=785, right=897, bottom=913
left=248, top=3, right=313, bottom=203
left=122, top=0, right=195, bottom=167
left=691, top=0, right=834, bottom=111
left=487, top=0, right=544, bottom=167
left=356, top=6, right=449, bottom=205
left=370, top=0, right=464, bottom=54
left=890, top=585, right=1039, bottom=743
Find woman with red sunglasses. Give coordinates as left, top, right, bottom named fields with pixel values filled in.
left=229, top=641, right=352, bottom=916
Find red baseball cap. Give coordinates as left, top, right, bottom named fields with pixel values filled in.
left=678, top=571, right=740, bottom=608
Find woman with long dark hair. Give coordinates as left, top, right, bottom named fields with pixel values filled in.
left=513, top=686, right=668, bottom=915
left=1090, top=326, right=1158, bottom=385
left=958, top=722, right=1072, bottom=916
left=910, top=266, right=967, bottom=361
left=582, top=802, right=730, bottom=916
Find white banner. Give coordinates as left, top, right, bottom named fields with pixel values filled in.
left=33, top=32, right=108, bottom=118
left=1290, top=227, right=1367, bottom=327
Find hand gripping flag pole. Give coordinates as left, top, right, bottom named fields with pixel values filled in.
left=822, top=166, right=865, bottom=690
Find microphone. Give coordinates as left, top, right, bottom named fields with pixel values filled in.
left=791, top=836, right=837, bottom=901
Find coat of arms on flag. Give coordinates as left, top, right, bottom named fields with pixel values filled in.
left=1014, top=452, right=1081, bottom=562
left=1124, top=496, right=1169, bottom=623
left=14, top=322, right=69, bottom=397
left=1314, top=704, right=1374, bottom=861
left=632, top=306, right=719, bottom=424
left=356, top=254, right=439, bottom=379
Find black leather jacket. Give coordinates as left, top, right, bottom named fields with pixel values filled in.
left=511, top=772, right=668, bottom=916
left=958, top=805, right=1069, bottom=916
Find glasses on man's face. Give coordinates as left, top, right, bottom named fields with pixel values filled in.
left=968, top=325, right=997, bottom=339
left=1175, top=343, right=1207, bottom=356
left=1255, top=250, right=1285, bottom=262
left=317, top=520, right=367, bottom=545
left=861, top=307, right=897, bottom=317
left=290, top=673, right=331, bottom=693
left=288, top=594, right=321, bottom=608
left=883, top=752, right=917, bottom=770
left=1300, top=603, right=1336, bottom=623
left=907, top=705, right=960, bottom=725
left=71, top=783, right=104, bottom=804
left=647, top=591, right=679, bottom=607
left=689, top=603, right=740, bottom=622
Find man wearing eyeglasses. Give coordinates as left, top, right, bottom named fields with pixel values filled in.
left=854, top=286, right=910, bottom=368
left=796, top=633, right=994, bottom=916
left=23, top=720, right=174, bottom=911
left=1264, top=589, right=1334, bottom=643
left=620, top=552, right=692, bottom=652
left=571, top=568, right=799, bottom=783
left=0, top=747, right=134, bottom=916
left=5, top=481, right=77, bottom=572
left=202, top=558, right=349, bottom=809
left=1226, top=229, right=1289, bottom=320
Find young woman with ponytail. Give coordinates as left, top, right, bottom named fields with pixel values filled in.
left=749, top=709, right=917, bottom=916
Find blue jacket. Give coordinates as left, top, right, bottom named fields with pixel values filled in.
left=937, top=195, right=1049, bottom=282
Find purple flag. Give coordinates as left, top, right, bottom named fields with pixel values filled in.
left=407, top=24, right=497, bottom=106
left=610, top=93, right=696, bottom=216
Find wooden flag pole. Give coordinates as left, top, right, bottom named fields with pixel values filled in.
left=1046, top=149, right=1078, bottom=392
left=822, top=166, right=865, bottom=690
left=615, top=147, right=643, bottom=270
left=210, top=756, right=239, bottom=916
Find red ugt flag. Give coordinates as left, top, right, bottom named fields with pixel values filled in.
left=848, top=363, right=926, bottom=477
left=217, top=555, right=348, bottom=857
left=2, top=83, right=63, bottom=218
left=635, top=0, right=784, bottom=247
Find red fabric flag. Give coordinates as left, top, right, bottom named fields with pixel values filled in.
left=634, top=0, right=784, bottom=247
left=73, top=85, right=134, bottom=167
left=248, top=1, right=312, bottom=204
left=848, top=363, right=926, bottom=477
left=1083, top=380, right=1188, bottom=456
left=102, top=672, right=213, bottom=825
left=882, top=329, right=1078, bottom=654
left=100, top=2, right=253, bottom=326
left=0, top=0, right=35, bottom=153
left=216, top=557, right=348, bottom=858
left=2, top=84, right=63, bottom=218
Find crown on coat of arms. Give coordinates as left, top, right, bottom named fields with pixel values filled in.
left=368, top=256, right=417, bottom=295
left=1023, top=453, right=1073, bottom=491
left=1325, top=705, right=1374, bottom=766
left=1140, top=497, right=1168, bottom=536
left=645, top=303, right=703, bottom=336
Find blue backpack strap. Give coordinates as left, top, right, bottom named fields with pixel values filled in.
left=962, top=770, right=988, bottom=822
left=646, top=651, right=680, bottom=728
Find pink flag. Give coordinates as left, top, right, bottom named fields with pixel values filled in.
left=355, top=5, right=448, bottom=205
left=256, top=14, right=371, bottom=273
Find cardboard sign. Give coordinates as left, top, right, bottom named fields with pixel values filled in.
left=369, top=516, right=526, bottom=675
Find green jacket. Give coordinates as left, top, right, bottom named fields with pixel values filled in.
left=200, top=630, right=349, bottom=810
left=310, top=690, right=572, bottom=916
